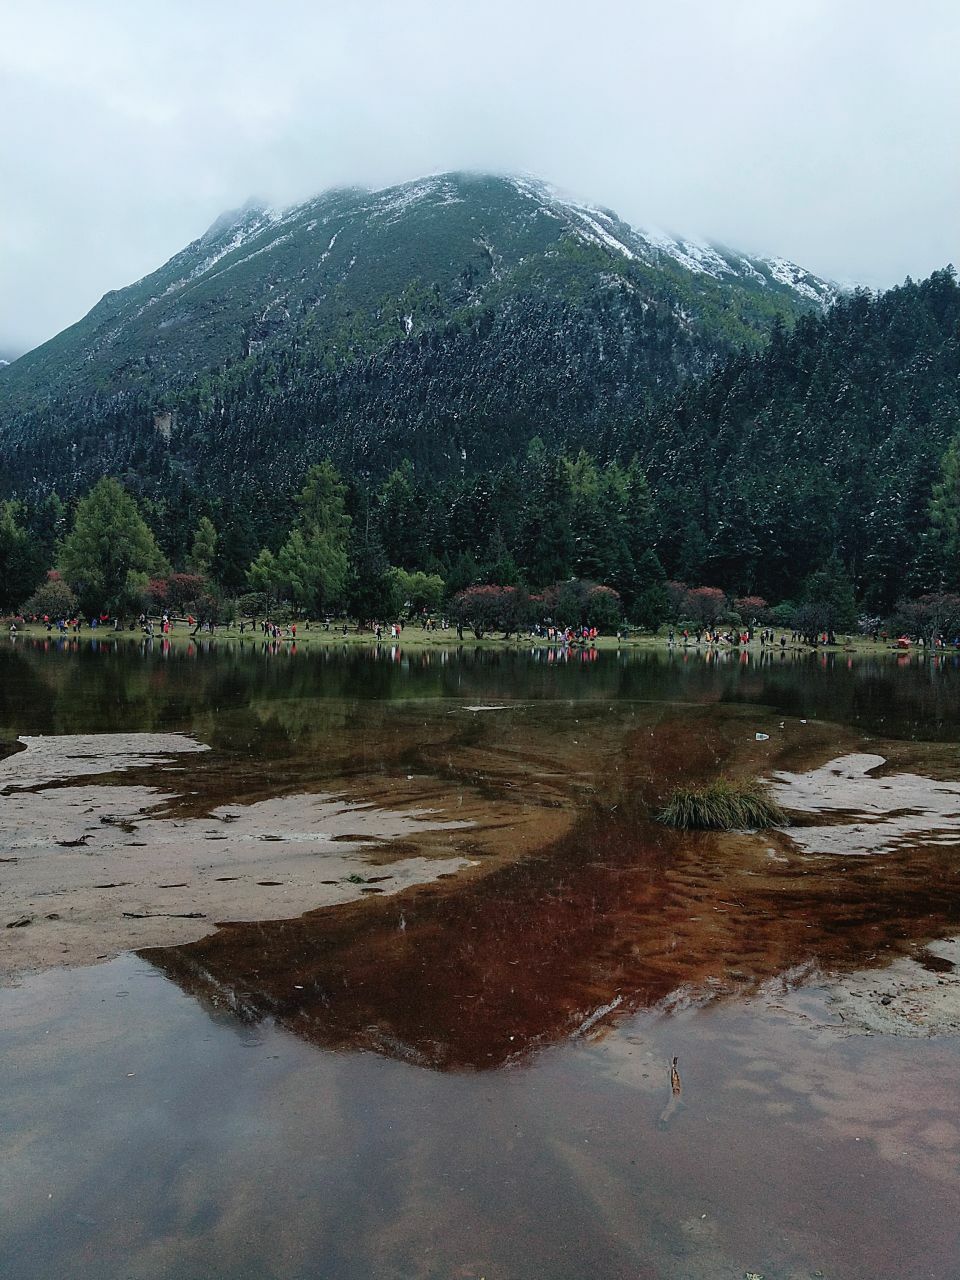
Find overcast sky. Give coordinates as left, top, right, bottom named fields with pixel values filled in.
left=2, top=0, right=957, bottom=355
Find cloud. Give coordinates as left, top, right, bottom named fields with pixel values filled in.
left=1, top=0, right=957, bottom=353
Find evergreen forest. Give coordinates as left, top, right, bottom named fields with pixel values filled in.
left=2, top=269, right=959, bottom=640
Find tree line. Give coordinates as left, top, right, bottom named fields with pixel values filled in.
left=2, top=270, right=959, bottom=634
left=0, top=449, right=663, bottom=630
left=5, top=414, right=960, bottom=640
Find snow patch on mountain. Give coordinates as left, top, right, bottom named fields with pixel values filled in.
left=734, top=255, right=768, bottom=285
left=507, top=174, right=837, bottom=305
left=369, top=175, right=465, bottom=224
left=641, top=228, right=735, bottom=278
left=319, top=229, right=342, bottom=263
left=570, top=209, right=637, bottom=260
left=510, top=177, right=637, bottom=260
left=760, top=257, right=830, bottom=304
left=190, top=213, right=277, bottom=281
left=203, top=230, right=299, bottom=284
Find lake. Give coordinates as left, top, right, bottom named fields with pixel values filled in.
left=2, top=636, right=959, bottom=1279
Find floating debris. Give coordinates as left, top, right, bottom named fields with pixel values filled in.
left=658, top=1056, right=683, bottom=1129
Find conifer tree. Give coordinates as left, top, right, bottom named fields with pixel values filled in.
left=796, top=557, right=858, bottom=635
left=517, top=445, right=573, bottom=586
left=58, top=477, right=168, bottom=613
left=0, top=501, right=44, bottom=610
left=274, top=462, right=352, bottom=614
left=482, top=525, right=521, bottom=586
left=189, top=516, right=218, bottom=577
left=376, top=462, right=428, bottom=570
left=215, top=507, right=259, bottom=594
left=247, top=548, right=282, bottom=610
left=349, top=529, right=397, bottom=621
left=928, top=436, right=960, bottom=590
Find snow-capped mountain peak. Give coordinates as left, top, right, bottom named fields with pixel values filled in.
left=506, top=174, right=839, bottom=307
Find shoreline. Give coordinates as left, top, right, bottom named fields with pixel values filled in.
left=0, top=620, right=921, bottom=657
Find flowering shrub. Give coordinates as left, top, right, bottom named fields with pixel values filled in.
left=147, top=573, right=209, bottom=612
left=539, top=579, right=622, bottom=628
left=733, top=595, right=770, bottom=622
left=452, top=584, right=528, bottom=637
left=686, top=587, right=728, bottom=624
left=665, top=581, right=729, bottom=624
left=20, top=571, right=79, bottom=620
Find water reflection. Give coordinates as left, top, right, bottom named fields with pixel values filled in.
left=145, top=795, right=960, bottom=1071
left=6, top=636, right=960, bottom=744
left=4, top=640, right=960, bottom=1280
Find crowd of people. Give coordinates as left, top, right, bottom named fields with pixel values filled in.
left=666, top=626, right=844, bottom=648
left=13, top=608, right=960, bottom=653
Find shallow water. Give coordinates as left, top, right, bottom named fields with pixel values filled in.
left=2, top=638, right=960, bottom=1279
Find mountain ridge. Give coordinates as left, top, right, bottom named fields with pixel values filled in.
left=0, top=171, right=837, bottom=406
left=178, top=171, right=840, bottom=305
left=0, top=170, right=842, bottom=499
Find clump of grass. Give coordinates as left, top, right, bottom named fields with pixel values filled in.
left=657, top=779, right=785, bottom=831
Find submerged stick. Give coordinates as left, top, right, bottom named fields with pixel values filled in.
left=658, top=1055, right=684, bottom=1129
left=121, top=910, right=206, bottom=920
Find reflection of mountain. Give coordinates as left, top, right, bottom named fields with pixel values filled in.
left=145, top=802, right=960, bottom=1072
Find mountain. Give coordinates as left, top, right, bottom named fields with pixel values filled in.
left=0, top=171, right=837, bottom=496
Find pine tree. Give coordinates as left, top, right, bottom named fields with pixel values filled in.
left=274, top=462, right=352, bottom=614
left=796, top=557, right=858, bottom=635
left=517, top=449, right=573, bottom=586
left=376, top=462, right=429, bottom=570
left=58, top=478, right=168, bottom=613
left=482, top=525, right=521, bottom=586
left=247, top=548, right=283, bottom=610
left=189, top=516, right=218, bottom=577
left=632, top=550, right=669, bottom=628
left=928, top=436, right=960, bottom=590
left=0, top=501, right=44, bottom=610
left=348, top=529, right=397, bottom=621
left=567, top=451, right=629, bottom=585
left=215, top=506, right=259, bottom=594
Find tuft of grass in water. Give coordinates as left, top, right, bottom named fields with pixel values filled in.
left=657, top=779, right=785, bottom=831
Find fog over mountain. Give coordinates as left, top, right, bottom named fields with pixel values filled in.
left=2, top=0, right=957, bottom=355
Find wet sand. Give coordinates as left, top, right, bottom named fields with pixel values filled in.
left=0, top=723, right=577, bottom=974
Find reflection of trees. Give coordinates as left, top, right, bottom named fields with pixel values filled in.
left=0, top=648, right=59, bottom=734
left=146, top=802, right=960, bottom=1073
left=5, top=638, right=960, bottom=762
